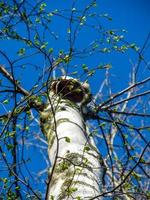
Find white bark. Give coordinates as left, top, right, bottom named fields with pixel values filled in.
left=40, top=77, right=103, bottom=200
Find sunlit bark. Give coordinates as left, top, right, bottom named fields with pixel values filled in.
left=40, top=77, right=103, bottom=200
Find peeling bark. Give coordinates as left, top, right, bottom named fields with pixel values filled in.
left=40, top=77, right=103, bottom=200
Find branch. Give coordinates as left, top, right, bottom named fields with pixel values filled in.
left=89, top=142, right=150, bottom=199
left=0, top=65, right=29, bottom=96
left=0, top=146, right=41, bottom=199
left=0, top=65, right=44, bottom=111
left=107, top=110, right=150, bottom=118
left=103, top=90, right=150, bottom=109
left=98, top=76, right=150, bottom=110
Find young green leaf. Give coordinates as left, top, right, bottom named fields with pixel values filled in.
left=65, top=137, right=71, bottom=143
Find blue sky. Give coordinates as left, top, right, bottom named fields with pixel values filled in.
left=101, top=0, right=150, bottom=43
left=92, top=0, right=150, bottom=94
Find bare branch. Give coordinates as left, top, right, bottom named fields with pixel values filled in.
left=98, top=76, right=150, bottom=110
left=0, top=65, right=29, bottom=96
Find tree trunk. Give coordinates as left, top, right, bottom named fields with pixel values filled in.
left=40, top=77, right=103, bottom=200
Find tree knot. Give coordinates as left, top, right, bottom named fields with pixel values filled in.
left=50, top=76, right=92, bottom=104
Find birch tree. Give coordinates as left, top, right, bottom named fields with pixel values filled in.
left=0, top=0, right=150, bottom=199
left=40, top=76, right=104, bottom=199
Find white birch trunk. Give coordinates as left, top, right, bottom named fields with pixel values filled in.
left=40, top=77, right=103, bottom=200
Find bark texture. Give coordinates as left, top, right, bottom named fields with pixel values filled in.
left=40, top=77, right=103, bottom=200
